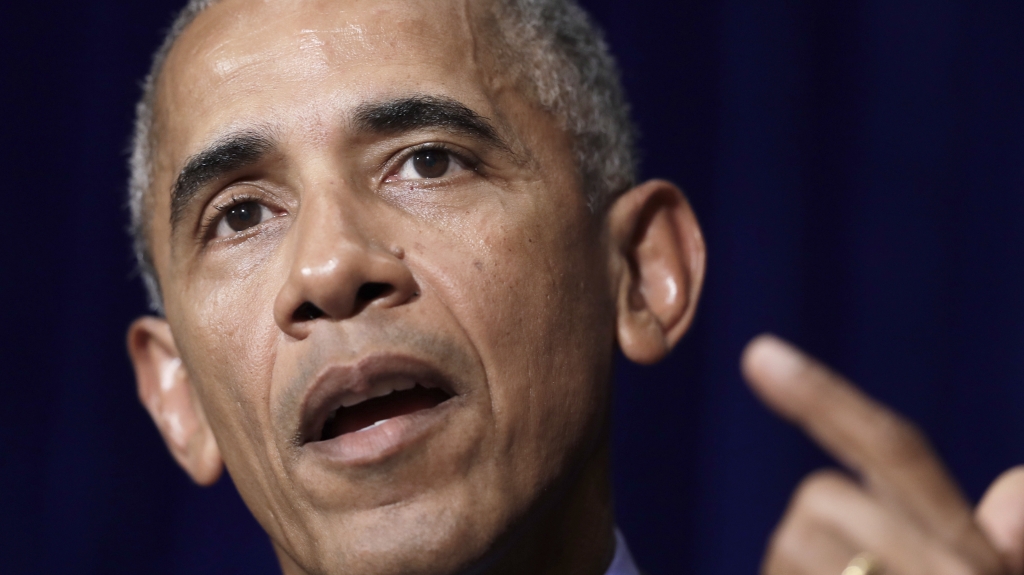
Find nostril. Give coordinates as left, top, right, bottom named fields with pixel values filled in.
left=293, top=302, right=325, bottom=322
left=356, top=282, right=393, bottom=302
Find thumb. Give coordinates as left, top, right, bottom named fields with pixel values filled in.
left=977, top=466, right=1024, bottom=575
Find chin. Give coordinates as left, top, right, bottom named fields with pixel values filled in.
left=275, top=492, right=511, bottom=575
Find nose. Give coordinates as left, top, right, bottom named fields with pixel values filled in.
left=273, top=208, right=418, bottom=339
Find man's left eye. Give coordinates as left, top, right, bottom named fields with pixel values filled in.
left=396, top=149, right=463, bottom=180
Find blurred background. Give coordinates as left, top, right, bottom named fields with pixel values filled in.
left=1, top=0, right=1022, bottom=573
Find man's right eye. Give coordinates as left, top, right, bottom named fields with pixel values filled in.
left=215, top=201, right=272, bottom=238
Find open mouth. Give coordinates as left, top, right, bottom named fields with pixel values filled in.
left=314, top=381, right=453, bottom=442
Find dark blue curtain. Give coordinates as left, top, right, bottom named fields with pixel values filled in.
left=1, top=1, right=1022, bottom=573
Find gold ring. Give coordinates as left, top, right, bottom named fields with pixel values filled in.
left=841, top=552, right=881, bottom=575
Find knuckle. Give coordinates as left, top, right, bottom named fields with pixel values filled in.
left=790, top=469, right=851, bottom=519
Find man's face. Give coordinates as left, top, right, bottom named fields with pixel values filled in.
left=147, top=0, right=617, bottom=572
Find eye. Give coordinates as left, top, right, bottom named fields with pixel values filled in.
left=214, top=200, right=273, bottom=238
left=395, top=148, right=464, bottom=180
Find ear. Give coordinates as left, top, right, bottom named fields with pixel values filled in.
left=608, top=179, right=706, bottom=365
left=127, top=317, right=223, bottom=485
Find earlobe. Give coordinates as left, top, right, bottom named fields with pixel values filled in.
left=608, top=180, right=706, bottom=365
left=127, top=317, right=223, bottom=486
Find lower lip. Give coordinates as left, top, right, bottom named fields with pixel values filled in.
left=302, top=396, right=459, bottom=465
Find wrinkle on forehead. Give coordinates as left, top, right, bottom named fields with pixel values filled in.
left=195, top=22, right=404, bottom=87
left=160, top=0, right=509, bottom=123
left=150, top=0, right=550, bottom=200
left=186, top=0, right=493, bottom=76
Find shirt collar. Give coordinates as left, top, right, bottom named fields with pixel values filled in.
left=605, top=528, right=642, bottom=575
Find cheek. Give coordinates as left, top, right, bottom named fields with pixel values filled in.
left=420, top=198, right=614, bottom=467
left=173, top=260, right=283, bottom=460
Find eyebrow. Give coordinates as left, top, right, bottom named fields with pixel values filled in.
left=353, top=95, right=506, bottom=149
left=169, top=96, right=508, bottom=232
left=170, top=130, right=276, bottom=229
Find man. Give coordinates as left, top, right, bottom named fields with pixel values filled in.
left=124, top=0, right=1024, bottom=573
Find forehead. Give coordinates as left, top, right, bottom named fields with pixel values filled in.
left=157, top=0, right=507, bottom=151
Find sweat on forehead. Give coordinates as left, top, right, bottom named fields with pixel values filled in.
left=128, top=0, right=636, bottom=312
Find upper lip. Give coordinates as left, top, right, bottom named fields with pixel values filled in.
left=297, top=353, right=458, bottom=445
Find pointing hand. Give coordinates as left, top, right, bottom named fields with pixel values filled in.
left=742, top=334, right=1024, bottom=575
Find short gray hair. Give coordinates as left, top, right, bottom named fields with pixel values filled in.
left=128, top=0, right=637, bottom=312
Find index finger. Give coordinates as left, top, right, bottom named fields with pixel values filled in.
left=741, top=334, right=971, bottom=530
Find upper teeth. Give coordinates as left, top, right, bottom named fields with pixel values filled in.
left=339, top=377, right=417, bottom=408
